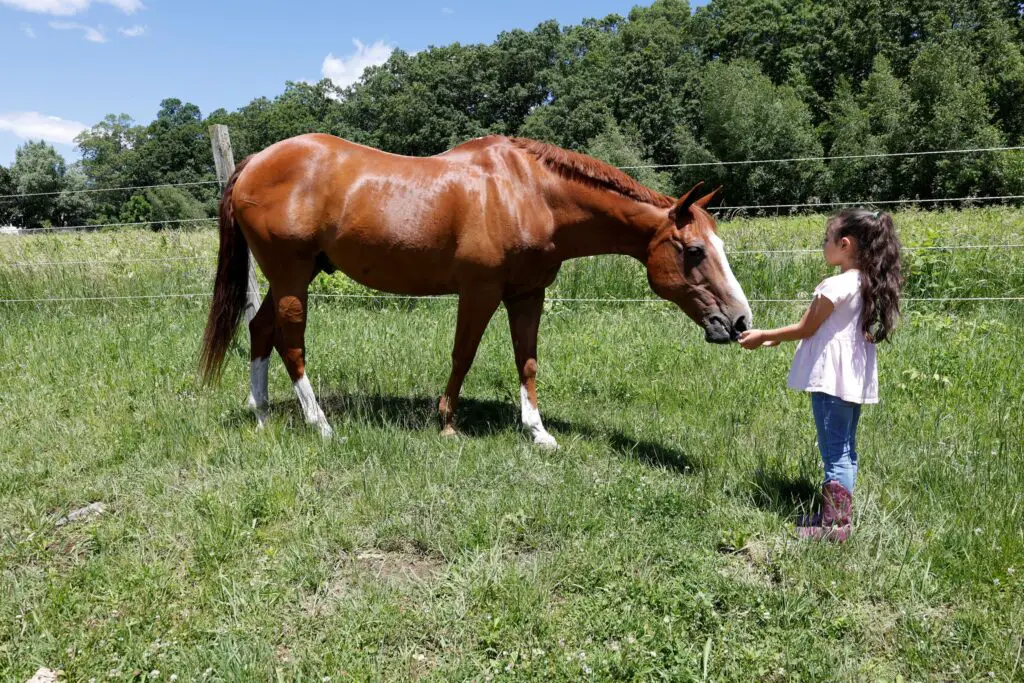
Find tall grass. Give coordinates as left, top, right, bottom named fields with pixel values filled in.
left=0, top=208, right=1022, bottom=681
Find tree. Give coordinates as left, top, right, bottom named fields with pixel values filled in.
left=585, top=117, right=673, bottom=195
left=696, top=60, right=828, bottom=207
left=906, top=34, right=1004, bottom=197
left=9, top=141, right=93, bottom=229
left=827, top=56, right=916, bottom=201
left=0, top=165, right=18, bottom=226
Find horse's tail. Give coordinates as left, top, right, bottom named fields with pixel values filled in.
left=200, top=155, right=254, bottom=384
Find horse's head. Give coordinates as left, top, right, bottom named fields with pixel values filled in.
left=645, top=184, right=752, bottom=344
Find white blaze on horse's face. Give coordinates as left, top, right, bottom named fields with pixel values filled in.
left=707, top=231, right=753, bottom=328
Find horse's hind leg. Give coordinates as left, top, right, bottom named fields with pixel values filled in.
left=438, top=288, right=502, bottom=436
left=272, top=277, right=334, bottom=439
left=246, top=288, right=275, bottom=429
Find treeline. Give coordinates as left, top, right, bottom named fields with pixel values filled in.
left=3, top=0, right=1024, bottom=229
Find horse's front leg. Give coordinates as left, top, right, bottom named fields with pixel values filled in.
left=505, top=290, right=558, bottom=449
left=439, top=288, right=502, bottom=437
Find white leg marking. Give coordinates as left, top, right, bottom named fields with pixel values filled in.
left=709, top=232, right=753, bottom=323
left=247, top=357, right=270, bottom=429
left=293, top=375, right=333, bottom=439
left=521, top=384, right=558, bottom=449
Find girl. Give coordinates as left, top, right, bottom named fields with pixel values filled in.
left=738, top=209, right=903, bottom=542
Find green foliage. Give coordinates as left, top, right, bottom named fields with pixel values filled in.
left=697, top=60, right=828, bottom=206
left=585, top=117, right=673, bottom=196
left=6, top=0, right=1024, bottom=226
left=8, top=141, right=93, bottom=229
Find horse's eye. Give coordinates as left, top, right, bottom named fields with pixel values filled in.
left=686, top=246, right=705, bottom=261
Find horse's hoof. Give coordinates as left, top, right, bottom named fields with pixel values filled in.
left=318, top=423, right=335, bottom=439
left=440, top=426, right=459, bottom=439
left=533, top=433, right=560, bottom=450
left=246, top=393, right=258, bottom=411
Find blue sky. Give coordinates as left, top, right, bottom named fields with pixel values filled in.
left=0, top=0, right=709, bottom=166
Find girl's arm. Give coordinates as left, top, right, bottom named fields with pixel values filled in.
left=738, top=295, right=835, bottom=350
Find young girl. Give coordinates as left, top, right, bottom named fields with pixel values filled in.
left=738, top=209, right=903, bottom=542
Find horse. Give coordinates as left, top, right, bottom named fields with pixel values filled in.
left=200, top=134, right=751, bottom=447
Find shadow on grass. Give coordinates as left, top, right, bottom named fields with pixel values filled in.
left=749, top=469, right=820, bottom=519
left=224, top=390, right=700, bottom=474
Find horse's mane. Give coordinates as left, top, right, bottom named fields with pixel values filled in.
left=510, top=138, right=675, bottom=209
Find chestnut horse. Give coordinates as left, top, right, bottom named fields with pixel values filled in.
left=200, top=134, right=751, bottom=446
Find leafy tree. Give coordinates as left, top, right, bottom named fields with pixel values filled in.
left=696, top=60, right=828, bottom=207
left=906, top=34, right=1004, bottom=197
left=585, top=116, right=673, bottom=195
left=9, top=141, right=92, bottom=229
left=0, top=165, right=18, bottom=226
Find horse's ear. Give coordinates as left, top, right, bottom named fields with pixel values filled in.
left=669, top=182, right=704, bottom=224
left=694, top=186, right=722, bottom=209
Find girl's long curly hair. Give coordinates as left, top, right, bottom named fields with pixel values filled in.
left=827, top=209, right=904, bottom=343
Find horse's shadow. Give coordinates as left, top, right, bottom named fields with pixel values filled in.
left=233, top=390, right=700, bottom=474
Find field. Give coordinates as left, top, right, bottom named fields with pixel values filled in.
left=1, top=208, right=1022, bottom=681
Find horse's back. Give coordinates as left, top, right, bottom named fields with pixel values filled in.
left=231, top=133, right=553, bottom=294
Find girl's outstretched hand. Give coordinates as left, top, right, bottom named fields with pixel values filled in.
left=738, top=330, right=779, bottom=350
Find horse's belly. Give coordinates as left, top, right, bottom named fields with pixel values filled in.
left=325, top=239, right=458, bottom=296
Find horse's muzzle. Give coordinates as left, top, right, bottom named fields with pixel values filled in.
left=704, top=312, right=749, bottom=344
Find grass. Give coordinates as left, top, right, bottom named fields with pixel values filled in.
left=0, top=209, right=1022, bottom=681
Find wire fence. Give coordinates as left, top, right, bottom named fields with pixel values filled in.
left=2, top=144, right=1023, bottom=309
left=0, top=292, right=1022, bottom=306
left=4, top=242, right=1024, bottom=270
left=2, top=143, right=1023, bottom=201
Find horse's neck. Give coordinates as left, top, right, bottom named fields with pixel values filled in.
left=550, top=191, right=662, bottom=262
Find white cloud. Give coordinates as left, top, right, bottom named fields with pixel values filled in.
left=0, top=0, right=142, bottom=15
left=118, top=23, right=145, bottom=37
left=0, top=112, right=88, bottom=145
left=322, top=39, right=394, bottom=89
left=50, top=19, right=106, bottom=42
left=21, top=23, right=35, bottom=37
left=442, top=7, right=454, bottom=14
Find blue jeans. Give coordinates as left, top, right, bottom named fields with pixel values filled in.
left=811, top=392, right=862, bottom=493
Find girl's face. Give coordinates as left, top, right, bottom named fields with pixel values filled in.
left=823, top=222, right=857, bottom=267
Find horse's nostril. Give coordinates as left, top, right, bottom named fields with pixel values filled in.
left=734, top=315, right=749, bottom=333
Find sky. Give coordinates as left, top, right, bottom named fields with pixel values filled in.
left=0, top=0, right=709, bottom=167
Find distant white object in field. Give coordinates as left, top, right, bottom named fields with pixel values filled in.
left=26, top=668, right=60, bottom=683
left=0, top=225, right=20, bottom=235
left=56, top=502, right=106, bottom=527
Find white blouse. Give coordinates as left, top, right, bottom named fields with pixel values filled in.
left=787, top=269, right=879, bottom=404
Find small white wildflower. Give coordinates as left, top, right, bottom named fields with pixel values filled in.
left=504, top=663, right=513, bottom=673
left=170, top=676, right=178, bottom=683
left=607, top=640, right=620, bottom=652
left=203, top=668, right=213, bottom=678
left=577, top=651, right=586, bottom=661
left=663, top=615, right=671, bottom=624
left=322, top=677, right=331, bottom=683
left=532, top=648, right=546, bottom=656
left=988, top=673, right=995, bottom=679
left=149, top=671, right=160, bottom=680
left=762, top=611, right=771, bottom=620
left=993, top=578, right=1000, bottom=586
left=412, top=653, right=426, bottom=662
left=626, top=635, right=636, bottom=645
left=974, top=527, right=983, bottom=535
left=1008, top=567, right=1016, bottom=575
left=582, top=665, right=592, bottom=675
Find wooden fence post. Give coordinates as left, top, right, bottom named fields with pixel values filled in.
left=209, top=124, right=261, bottom=324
